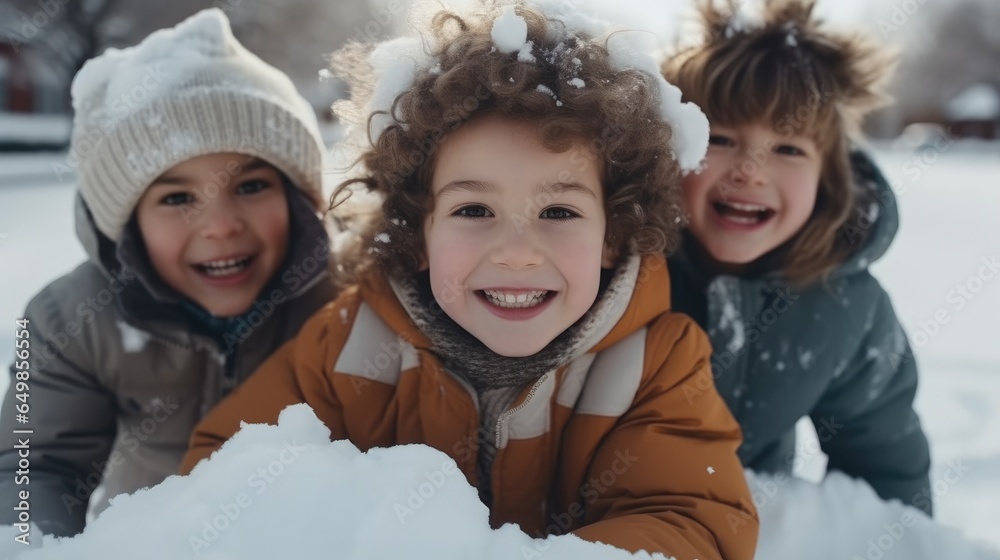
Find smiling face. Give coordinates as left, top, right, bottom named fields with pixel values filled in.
left=135, top=153, right=290, bottom=317
left=423, top=116, right=612, bottom=357
left=682, top=120, right=822, bottom=270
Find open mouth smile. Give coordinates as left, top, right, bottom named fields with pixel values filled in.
left=475, top=288, right=557, bottom=320
left=194, top=255, right=254, bottom=277
left=479, top=289, right=551, bottom=309
left=712, top=199, right=776, bottom=227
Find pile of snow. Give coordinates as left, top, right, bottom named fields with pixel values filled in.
left=0, top=405, right=671, bottom=560
left=725, top=1, right=766, bottom=36
left=70, top=9, right=234, bottom=113
left=491, top=6, right=530, bottom=53
left=750, top=470, right=1000, bottom=560
left=364, top=37, right=434, bottom=142
left=1, top=403, right=997, bottom=559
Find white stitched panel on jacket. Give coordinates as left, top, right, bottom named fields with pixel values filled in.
left=334, top=302, right=416, bottom=386
left=557, top=353, right=596, bottom=409
left=575, top=329, right=647, bottom=417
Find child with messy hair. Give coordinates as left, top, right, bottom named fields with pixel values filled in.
left=663, top=0, right=932, bottom=514
left=183, top=2, right=758, bottom=558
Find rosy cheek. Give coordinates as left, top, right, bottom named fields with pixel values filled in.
left=680, top=182, right=702, bottom=213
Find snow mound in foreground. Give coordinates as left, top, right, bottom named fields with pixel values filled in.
left=751, top=470, right=1000, bottom=560
left=0, top=405, right=669, bottom=560
left=2, top=403, right=996, bottom=559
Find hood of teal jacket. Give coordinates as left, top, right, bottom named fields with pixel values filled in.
left=830, top=150, right=899, bottom=280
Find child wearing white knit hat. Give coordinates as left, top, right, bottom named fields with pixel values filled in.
left=0, top=8, right=336, bottom=537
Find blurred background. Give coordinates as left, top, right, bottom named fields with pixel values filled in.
left=0, top=0, right=998, bottom=148
left=0, top=0, right=998, bottom=550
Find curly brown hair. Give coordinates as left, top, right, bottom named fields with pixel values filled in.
left=663, top=0, right=895, bottom=286
left=328, top=2, right=686, bottom=287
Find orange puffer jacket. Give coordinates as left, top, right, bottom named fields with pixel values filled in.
left=182, top=255, right=758, bottom=560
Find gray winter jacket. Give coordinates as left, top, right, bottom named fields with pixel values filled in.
left=0, top=189, right=336, bottom=537
left=669, top=151, right=933, bottom=514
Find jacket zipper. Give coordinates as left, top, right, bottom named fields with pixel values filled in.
left=221, top=353, right=239, bottom=392
left=494, top=372, right=551, bottom=449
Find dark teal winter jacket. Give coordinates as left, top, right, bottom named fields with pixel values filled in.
left=669, top=151, right=933, bottom=515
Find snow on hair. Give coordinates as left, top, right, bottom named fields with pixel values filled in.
left=328, top=1, right=695, bottom=285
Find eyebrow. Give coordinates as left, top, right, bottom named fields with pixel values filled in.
left=151, top=157, right=271, bottom=186
left=437, top=180, right=597, bottom=200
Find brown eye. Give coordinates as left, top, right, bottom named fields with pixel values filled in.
left=539, top=207, right=578, bottom=221
left=453, top=205, right=493, bottom=219
left=776, top=145, right=806, bottom=156
left=161, top=192, right=194, bottom=206
left=235, top=179, right=271, bottom=195
left=708, top=134, right=735, bottom=147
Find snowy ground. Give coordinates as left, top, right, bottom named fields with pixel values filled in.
left=0, top=113, right=70, bottom=149
left=0, top=143, right=998, bottom=554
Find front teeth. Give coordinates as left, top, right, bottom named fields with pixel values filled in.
left=719, top=200, right=769, bottom=212
left=483, top=289, right=548, bottom=308
left=200, top=257, right=251, bottom=277
left=723, top=215, right=760, bottom=225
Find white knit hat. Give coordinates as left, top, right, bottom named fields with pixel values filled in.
left=69, top=8, right=325, bottom=242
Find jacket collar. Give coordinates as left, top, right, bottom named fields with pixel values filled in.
left=360, top=253, right=672, bottom=358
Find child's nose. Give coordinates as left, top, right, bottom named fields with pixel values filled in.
left=197, top=200, right=246, bottom=239
left=490, top=221, right=544, bottom=269
left=728, top=158, right=767, bottom=188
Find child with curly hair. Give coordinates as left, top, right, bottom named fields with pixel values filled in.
left=183, top=2, right=758, bottom=558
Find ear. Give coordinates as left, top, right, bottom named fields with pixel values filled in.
left=601, top=242, right=617, bottom=268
